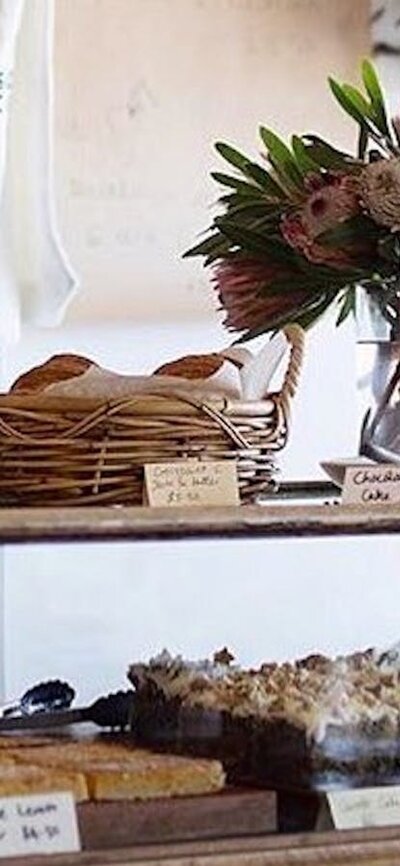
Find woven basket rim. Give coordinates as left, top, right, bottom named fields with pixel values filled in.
left=0, top=391, right=279, bottom=415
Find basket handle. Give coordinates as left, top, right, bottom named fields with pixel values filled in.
left=279, top=324, right=305, bottom=411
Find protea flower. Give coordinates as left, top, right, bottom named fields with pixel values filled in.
left=212, top=258, right=309, bottom=332
left=360, top=157, right=400, bottom=231
left=185, top=60, right=400, bottom=336
left=281, top=173, right=362, bottom=268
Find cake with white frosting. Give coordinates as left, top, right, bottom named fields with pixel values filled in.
left=128, top=647, right=400, bottom=788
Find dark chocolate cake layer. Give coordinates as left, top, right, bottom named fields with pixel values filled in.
left=129, top=648, right=400, bottom=789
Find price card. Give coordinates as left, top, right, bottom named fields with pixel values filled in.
left=144, top=461, right=240, bottom=507
left=342, top=464, right=400, bottom=505
left=327, top=786, right=400, bottom=830
left=0, top=792, right=81, bottom=858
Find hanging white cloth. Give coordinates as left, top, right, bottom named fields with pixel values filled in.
left=0, top=0, right=77, bottom=343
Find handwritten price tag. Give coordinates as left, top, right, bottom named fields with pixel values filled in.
left=328, top=786, right=400, bottom=830
left=144, top=461, right=240, bottom=507
left=342, top=464, right=400, bottom=506
left=0, top=792, right=80, bottom=858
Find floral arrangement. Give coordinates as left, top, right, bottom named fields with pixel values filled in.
left=184, top=60, right=400, bottom=340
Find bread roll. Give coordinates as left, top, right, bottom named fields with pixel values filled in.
left=10, top=354, right=94, bottom=394
left=154, top=353, right=224, bottom=379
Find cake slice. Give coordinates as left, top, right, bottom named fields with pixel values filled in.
left=0, top=764, right=88, bottom=801
left=9, top=739, right=143, bottom=768
left=12, top=742, right=225, bottom=802
left=84, top=752, right=225, bottom=801
left=128, top=648, right=400, bottom=788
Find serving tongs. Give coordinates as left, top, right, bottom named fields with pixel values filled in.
left=0, top=680, right=136, bottom=732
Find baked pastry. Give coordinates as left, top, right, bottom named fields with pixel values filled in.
left=10, top=740, right=141, bottom=768
left=9, top=351, right=245, bottom=402
left=0, top=735, right=55, bottom=750
left=0, top=764, right=88, bottom=801
left=11, top=741, right=225, bottom=802
left=154, top=353, right=226, bottom=380
left=10, top=354, right=94, bottom=394
left=128, top=648, right=400, bottom=789
left=84, top=752, right=224, bottom=801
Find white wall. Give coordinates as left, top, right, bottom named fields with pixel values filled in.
left=52, top=0, right=370, bottom=323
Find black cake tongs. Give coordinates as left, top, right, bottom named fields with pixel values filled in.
left=0, top=680, right=136, bottom=732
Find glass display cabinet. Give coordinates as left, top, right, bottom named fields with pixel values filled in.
left=2, top=485, right=400, bottom=866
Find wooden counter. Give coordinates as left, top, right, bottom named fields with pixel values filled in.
left=6, top=826, right=400, bottom=866
left=0, top=499, right=399, bottom=544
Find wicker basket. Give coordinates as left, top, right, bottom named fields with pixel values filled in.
left=0, top=326, right=304, bottom=507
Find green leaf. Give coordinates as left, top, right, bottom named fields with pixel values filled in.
left=264, top=155, right=303, bottom=200
left=291, top=135, right=320, bottom=175
left=214, top=143, right=287, bottom=199
left=259, top=126, right=304, bottom=189
left=211, top=172, right=260, bottom=195
left=214, top=218, right=296, bottom=263
left=183, top=232, right=229, bottom=259
left=362, top=59, right=384, bottom=107
left=244, top=162, right=286, bottom=198
left=259, top=127, right=295, bottom=167
left=217, top=193, right=242, bottom=206
left=224, top=201, right=281, bottom=220
left=215, top=141, right=252, bottom=173
left=361, top=59, right=391, bottom=137
left=342, top=84, right=374, bottom=120
left=336, top=288, right=356, bottom=325
left=214, top=219, right=268, bottom=257
left=302, top=135, right=356, bottom=169
left=329, top=77, right=369, bottom=127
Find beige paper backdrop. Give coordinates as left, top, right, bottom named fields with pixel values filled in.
left=53, top=0, right=370, bottom=323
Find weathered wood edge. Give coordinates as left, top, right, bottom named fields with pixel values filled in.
left=0, top=502, right=398, bottom=544
left=4, top=826, right=400, bottom=866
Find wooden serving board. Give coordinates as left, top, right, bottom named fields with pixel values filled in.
left=78, top=789, right=276, bottom=850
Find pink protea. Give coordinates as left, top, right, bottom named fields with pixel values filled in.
left=212, top=258, right=309, bottom=332
left=281, top=173, right=363, bottom=268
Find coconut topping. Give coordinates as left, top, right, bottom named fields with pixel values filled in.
left=128, top=647, right=400, bottom=745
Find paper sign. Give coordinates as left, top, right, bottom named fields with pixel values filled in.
left=342, top=464, right=400, bottom=505
left=144, top=461, right=240, bottom=507
left=320, top=457, right=373, bottom=488
left=327, top=786, right=400, bottom=830
left=0, top=792, right=80, bottom=858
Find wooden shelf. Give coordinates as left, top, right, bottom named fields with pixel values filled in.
left=6, top=827, right=400, bottom=865
left=0, top=499, right=399, bottom=544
